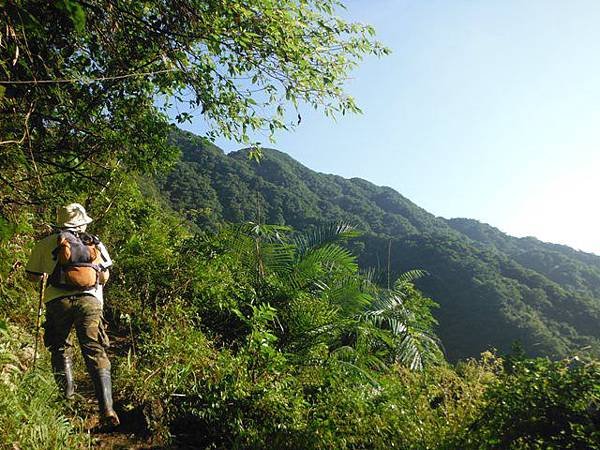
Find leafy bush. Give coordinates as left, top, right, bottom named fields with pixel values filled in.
left=118, top=302, right=308, bottom=448
left=464, top=356, right=600, bottom=449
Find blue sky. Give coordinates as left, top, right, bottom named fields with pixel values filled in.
left=177, top=0, right=600, bottom=255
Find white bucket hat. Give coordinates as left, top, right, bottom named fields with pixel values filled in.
left=56, top=203, right=93, bottom=228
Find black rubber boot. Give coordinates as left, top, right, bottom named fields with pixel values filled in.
left=92, top=368, right=120, bottom=428
left=51, top=353, right=75, bottom=400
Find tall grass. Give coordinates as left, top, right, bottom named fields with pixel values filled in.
left=0, top=322, right=90, bottom=449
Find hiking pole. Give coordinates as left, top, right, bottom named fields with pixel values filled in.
left=33, top=273, right=47, bottom=371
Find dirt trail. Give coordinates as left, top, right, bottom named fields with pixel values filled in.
left=67, top=332, right=164, bottom=449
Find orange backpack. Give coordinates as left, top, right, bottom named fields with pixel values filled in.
left=48, top=231, right=103, bottom=289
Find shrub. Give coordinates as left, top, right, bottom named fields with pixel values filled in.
left=464, top=356, right=600, bottom=449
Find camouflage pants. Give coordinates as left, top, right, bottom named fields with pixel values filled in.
left=43, top=294, right=111, bottom=371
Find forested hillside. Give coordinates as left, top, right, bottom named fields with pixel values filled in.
left=160, top=130, right=600, bottom=361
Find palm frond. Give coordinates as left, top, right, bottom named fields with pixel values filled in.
left=301, top=243, right=358, bottom=273
left=284, top=303, right=343, bottom=354
left=226, top=223, right=295, bottom=279
left=293, top=222, right=360, bottom=257
left=286, top=243, right=358, bottom=290
left=362, top=292, right=409, bottom=329
left=396, top=332, right=424, bottom=370
left=259, top=242, right=295, bottom=276
left=361, top=288, right=443, bottom=371
left=393, top=269, right=428, bottom=291
left=325, top=275, right=372, bottom=315
left=360, top=267, right=381, bottom=287
left=235, top=222, right=293, bottom=243
left=394, top=328, right=443, bottom=370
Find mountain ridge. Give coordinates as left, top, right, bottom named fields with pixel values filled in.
left=159, top=130, right=600, bottom=361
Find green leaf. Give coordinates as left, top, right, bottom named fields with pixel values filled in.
left=0, top=319, right=8, bottom=335
left=55, top=0, right=86, bottom=33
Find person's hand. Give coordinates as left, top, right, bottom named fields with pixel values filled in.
left=98, top=269, right=110, bottom=284
left=26, top=272, right=42, bottom=282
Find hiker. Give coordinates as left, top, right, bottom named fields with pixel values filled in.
left=25, top=203, right=120, bottom=427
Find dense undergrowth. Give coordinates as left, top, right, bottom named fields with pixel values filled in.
left=1, top=178, right=599, bottom=449
left=0, top=322, right=90, bottom=449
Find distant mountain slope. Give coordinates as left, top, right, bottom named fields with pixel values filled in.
left=159, top=130, right=600, bottom=361
left=446, top=218, right=600, bottom=298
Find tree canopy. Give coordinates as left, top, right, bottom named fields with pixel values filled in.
left=1, top=0, right=387, bottom=211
